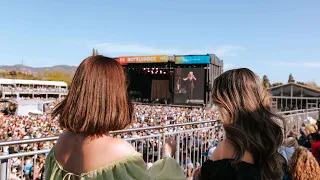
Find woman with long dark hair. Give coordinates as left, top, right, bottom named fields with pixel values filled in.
left=200, top=68, right=284, bottom=180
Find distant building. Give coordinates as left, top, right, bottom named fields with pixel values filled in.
left=268, top=82, right=320, bottom=110
left=0, top=78, right=68, bottom=100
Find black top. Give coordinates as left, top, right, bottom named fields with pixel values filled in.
left=200, top=159, right=261, bottom=180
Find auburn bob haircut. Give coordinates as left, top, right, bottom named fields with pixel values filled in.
left=52, top=55, right=133, bottom=136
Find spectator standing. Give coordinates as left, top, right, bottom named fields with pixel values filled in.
left=45, top=56, right=185, bottom=180
left=309, top=133, right=320, bottom=164
left=200, top=68, right=284, bottom=180
left=288, top=147, right=320, bottom=180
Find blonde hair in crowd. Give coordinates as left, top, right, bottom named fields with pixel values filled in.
left=289, top=147, right=320, bottom=180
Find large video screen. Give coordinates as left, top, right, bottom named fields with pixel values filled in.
left=174, top=68, right=205, bottom=104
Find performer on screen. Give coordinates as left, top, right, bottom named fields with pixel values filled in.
left=183, top=71, right=196, bottom=100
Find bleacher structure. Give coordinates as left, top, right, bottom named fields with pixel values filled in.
left=0, top=78, right=68, bottom=100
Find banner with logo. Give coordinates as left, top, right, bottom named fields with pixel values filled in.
left=117, top=55, right=168, bottom=64
left=175, top=55, right=210, bottom=64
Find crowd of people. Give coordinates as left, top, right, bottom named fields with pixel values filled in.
left=279, top=121, right=320, bottom=179
left=0, top=103, right=320, bottom=179
left=1, top=101, right=319, bottom=179
left=0, top=103, right=220, bottom=179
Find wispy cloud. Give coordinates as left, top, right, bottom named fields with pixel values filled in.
left=224, top=63, right=236, bottom=70
left=213, top=45, right=245, bottom=57
left=270, top=61, right=320, bottom=68
left=95, top=43, right=179, bottom=54
left=94, top=43, right=244, bottom=57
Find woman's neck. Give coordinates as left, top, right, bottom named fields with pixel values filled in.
left=213, top=138, right=255, bottom=164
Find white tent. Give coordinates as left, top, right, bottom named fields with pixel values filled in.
left=15, top=99, right=53, bottom=116
left=28, top=109, right=43, bottom=115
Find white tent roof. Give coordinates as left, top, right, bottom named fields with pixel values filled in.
left=0, top=78, right=67, bottom=87
left=29, top=109, right=43, bottom=115
left=14, top=99, right=48, bottom=116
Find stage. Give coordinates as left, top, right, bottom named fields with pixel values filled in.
left=115, top=54, right=223, bottom=106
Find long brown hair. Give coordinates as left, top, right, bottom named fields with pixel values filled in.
left=289, top=146, right=320, bottom=180
left=52, top=55, right=133, bottom=136
left=212, top=68, right=284, bottom=180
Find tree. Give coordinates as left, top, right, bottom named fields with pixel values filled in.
left=305, top=81, right=320, bottom=90
left=9, top=71, right=17, bottom=77
left=272, top=82, right=283, bottom=87
left=92, top=48, right=96, bottom=56
left=297, top=81, right=305, bottom=85
left=262, top=75, right=271, bottom=88
left=0, top=71, right=38, bottom=80
left=42, top=71, right=73, bottom=86
left=92, top=48, right=99, bottom=56
left=288, top=73, right=295, bottom=83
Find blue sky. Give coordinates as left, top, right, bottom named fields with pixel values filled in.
left=0, top=0, right=319, bottom=84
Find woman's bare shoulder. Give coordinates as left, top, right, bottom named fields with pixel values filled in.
left=54, top=133, right=138, bottom=174
left=107, top=138, right=136, bottom=155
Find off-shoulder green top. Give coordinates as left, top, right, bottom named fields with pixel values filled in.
left=45, top=147, right=185, bottom=180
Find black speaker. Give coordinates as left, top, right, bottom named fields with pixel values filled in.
left=169, top=75, right=174, bottom=92
left=206, top=82, right=212, bottom=92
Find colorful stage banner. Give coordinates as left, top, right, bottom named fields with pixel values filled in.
left=118, top=55, right=168, bottom=64
left=175, top=55, right=210, bottom=64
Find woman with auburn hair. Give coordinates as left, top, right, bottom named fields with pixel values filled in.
left=45, top=56, right=185, bottom=180
left=200, top=68, right=285, bottom=180
left=288, top=146, right=320, bottom=180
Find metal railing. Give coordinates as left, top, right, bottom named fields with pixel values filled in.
left=0, top=108, right=318, bottom=179
left=0, top=120, right=219, bottom=179
left=0, top=120, right=216, bottom=147
left=282, top=108, right=320, bottom=137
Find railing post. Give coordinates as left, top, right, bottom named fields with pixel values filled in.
left=160, top=122, right=165, bottom=160
left=33, top=154, right=37, bottom=180
left=0, top=158, right=8, bottom=180
left=305, top=108, right=308, bottom=120
left=176, top=134, right=180, bottom=163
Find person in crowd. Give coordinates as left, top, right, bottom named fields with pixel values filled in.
left=45, top=56, right=185, bottom=180
left=317, top=120, right=320, bottom=133
left=288, top=125, right=299, bottom=139
left=193, top=168, right=201, bottom=180
left=309, top=132, right=320, bottom=164
left=305, top=123, right=317, bottom=136
left=279, top=137, right=299, bottom=163
left=298, top=123, right=309, bottom=147
left=183, top=71, right=197, bottom=101
left=200, top=68, right=285, bottom=180
left=288, top=146, right=320, bottom=180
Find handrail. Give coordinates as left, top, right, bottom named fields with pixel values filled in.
left=0, top=120, right=218, bottom=147
left=278, top=108, right=320, bottom=115
left=0, top=108, right=319, bottom=147
left=0, top=107, right=319, bottom=147
left=0, top=150, right=50, bottom=160
left=0, top=126, right=220, bottom=160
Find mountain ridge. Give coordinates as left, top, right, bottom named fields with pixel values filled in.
left=0, top=64, right=77, bottom=75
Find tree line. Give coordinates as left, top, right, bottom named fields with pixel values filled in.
left=262, top=73, right=320, bottom=90
left=0, top=71, right=73, bottom=86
